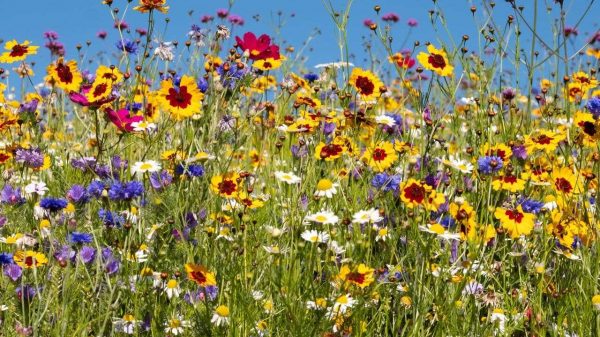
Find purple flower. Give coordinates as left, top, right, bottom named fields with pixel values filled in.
left=67, top=185, right=89, bottom=203
left=19, top=99, right=39, bottom=114
left=116, top=39, right=138, bottom=54
left=1, top=185, right=25, bottom=205
left=15, top=148, right=44, bottom=168
left=54, top=245, right=76, bottom=264
left=71, top=157, right=97, bottom=172
left=80, top=246, right=96, bottom=264
left=108, top=181, right=144, bottom=200
left=216, top=8, right=229, bottom=18
left=407, top=18, right=418, bottom=27
left=98, top=209, right=125, bottom=228
left=87, top=180, right=106, bottom=198
left=512, top=145, right=528, bottom=160
left=477, top=156, right=503, bottom=174
left=382, top=12, right=400, bottom=23
left=150, top=170, right=173, bottom=190
left=585, top=97, right=600, bottom=118
left=4, top=263, right=22, bottom=281
left=16, top=285, right=38, bottom=301
left=227, top=14, right=244, bottom=26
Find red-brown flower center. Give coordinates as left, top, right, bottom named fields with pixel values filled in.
left=55, top=63, right=74, bottom=84
left=372, top=148, right=387, bottom=161
left=190, top=271, right=206, bottom=284
left=320, top=144, right=343, bottom=159
left=354, top=76, right=375, bottom=96
left=404, top=183, right=426, bottom=204
left=166, top=86, right=192, bottom=109
left=533, top=134, right=553, bottom=145
left=10, top=44, right=28, bottom=57
left=554, top=177, right=573, bottom=194
left=218, top=179, right=237, bottom=195
left=92, top=83, right=108, bottom=98
left=503, top=175, right=517, bottom=184
left=24, top=256, right=35, bottom=267
left=428, top=53, right=446, bottom=69
left=346, top=272, right=366, bottom=284
left=505, top=209, right=524, bottom=223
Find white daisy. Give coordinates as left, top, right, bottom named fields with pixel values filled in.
left=131, top=160, right=161, bottom=175
left=314, top=179, right=339, bottom=198
left=442, top=155, right=474, bottom=174
left=305, top=210, right=339, bottom=225
left=375, top=114, right=396, bottom=127
left=352, top=208, right=383, bottom=224
left=274, top=171, right=302, bottom=184
left=164, top=279, right=181, bottom=299
left=301, top=229, right=330, bottom=243
left=164, top=314, right=191, bottom=335
left=211, top=305, right=230, bottom=327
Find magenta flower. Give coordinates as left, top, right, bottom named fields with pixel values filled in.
left=407, top=18, right=418, bottom=27
left=382, top=12, right=400, bottom=23
left=105, top=108, right=143, bottom=132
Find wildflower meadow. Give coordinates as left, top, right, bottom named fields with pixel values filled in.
left=1, top=0, right=600, bottom=335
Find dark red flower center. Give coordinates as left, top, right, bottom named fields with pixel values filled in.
left=534, top=134, right=553, bottom=145
left=372, top=148, right=387, bottom=161
left=346, top=272, right=365, bottom=284
left=503, top=175, right=517, bottom=184
left=554, top=177, right=573, bottom=194
left=190, top=271, right=206, bottom=284
left=24, top=256, right=34, bottom=267
left=166, top=85, right=192, bottom=109
left=355, top=76, right=375, bottom=96
left=320, top=144, right=343, bottom=158
left=9, top=44, right=28, bottom=57
left=55, top=63, right=74, bottom=84
left=428, top=53, right=446, bottom=69
left=218, top=179, right=237, bottom=195
left=92, top=83, right=108, bottom=98
left=404, top=183, right=426, bottom=204
left=505, top=209, right=524, bottom=223
left=581, top=121, right=597, bottom=136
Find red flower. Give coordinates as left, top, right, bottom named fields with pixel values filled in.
left=235, top=32, right=280, bottom=60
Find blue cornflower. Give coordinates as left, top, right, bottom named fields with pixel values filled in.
left=0, top=252, right=13, bottom=265
left=67, top=184, right=89, bottom=203
left=98, top=209, right=125, bottom=228
left=108, top=181, right=144, bottom=200
left=518, top=198, right=544, bottom=214
left=371, top=173, right=401, bottom=192
left=39, top=197, right=68, bottom=212
left=586, top=97, right=600, bottom=118
left=80, top=246, right=96, bottom=264
left=303, top=73, right=319, bottom=82
left=87, top=180, right=106, bottom=198
left=115, top=38, right=138, bottom=54
left=477, top=156, right=503, bottom=174
left=69, top=232, right=93, bottom=244
left=176, top=164, right=205, bottom=177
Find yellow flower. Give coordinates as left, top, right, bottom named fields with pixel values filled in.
left=210, top=172, right=241, bottom=198
left=157, top=75, right=203, bottom=120
left=13, top=250, right=48, bottom=269
left=494, top=205, right=535, bottom=239
left=253, top=57, right=285, bottom=71
left=491, top=174, right=526, bottom=193
left=338, top=264, right=375, bottom=289
left=0, top=40, right=38, bottom=63
left=184, top=263, right=216, bottom=287
left=46, top=58, right=83, bottom=92
left=416, top=44, right=453, bottom=76
left=551, top=167, right=581, bottom=196
left=349, top=67, right=384, bottom=100
left=524, top=129, right=565, bottom=153
left=361, top=141, right=398, bottom=172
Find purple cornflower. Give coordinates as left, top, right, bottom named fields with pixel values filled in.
left=108, top=181, right=144, bottom=200
left=116, top=38, right=138, bottom=54
left=511, top=145, right=528, bottom=160
left=150, top=170, right=173, bottom=190
left=80, top=246, right=96, bottom=264
left=14, top=148, right=44, bottom=168
left=67, top=185, right=89, bottom=203
left=19, top=99, right=39, bottom=114
left=477, top=156, right=503, bottom=174
left=16, top=285, right=38, bottom=302
left=54, top=245, right=76, bottom=264
left=71, top=157, right=97, bottom=172
left=4, top=263, right=22, bottom=281
left=1, top=185, right=25, bottom=205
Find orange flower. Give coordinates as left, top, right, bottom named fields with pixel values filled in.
left=134, top=0, right=169, bottom=13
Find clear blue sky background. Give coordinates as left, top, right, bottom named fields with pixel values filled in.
left=0, top=0, right=597, bottom=86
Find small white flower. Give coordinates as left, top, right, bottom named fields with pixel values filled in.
left=131, top=121, right=157, bottom=132
left=274, top=171, right=302, bottom=184
left=375, top=114, right=396, bottom=127
left=24, top=181, right=48, bottom=196
left=352, top=208, right=383, bottom=224
left=164, top=314, right=191, bottom=335
left=301, top=229, right=330, bottom=243
left=211, top=305, right=230, bottom=327
left=305, top=210, right=339, bottom=225
left=131, top=160, right=161, bottom=175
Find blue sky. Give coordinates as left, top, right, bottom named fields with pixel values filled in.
left=0, top=0, right=597, bottom=86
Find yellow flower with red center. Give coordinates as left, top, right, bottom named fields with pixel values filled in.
left=482, top=143, right=513, bottom=162
left=86, top=79, right=113, bottom=104
left=210, top=172, right=241, bottom=198
left=524, top=130, right=565, bottom=153
left=548, top=210, right=593, bottom=249
left=0, top=40, right=38, bottom=63
left=133, top=0, right=169, bottom=13
left=338, top=264, right=375, bottom=289
left=184, top=263, right=216, bottom=287
left=95, top=65, right=124, bottom=84
left=361, top=141, right=398, bottom=172
left=449, top=201, right=476, bottom=226
left=46, top=58, right=83, bottom=92
left=494, top=205, right=535, bottom=239
left=157, top=75, right=204, bottom=120
left=551, top=167, right=581, bottom=196
left=416, top=44, right=454, bottom=76
left=491, top=174, right=526, bottom=192
left=574, top=111, right=599, bottom=145
left=349, top=68, right=384, bottom=100
left=567, top=82, right=588, bottom=103
left=253, top=57, right=285, bottom=71
left=295, top=94, right=322, bottom=110
left=400, top=179, right=444, bottom=211
left=13, top=250, right=48, bottom=269
left=314, top=141, right=346, bottom=161
left=522, top=157, right=551, bottom=183
left=236, top=192, right=265, bottom=209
